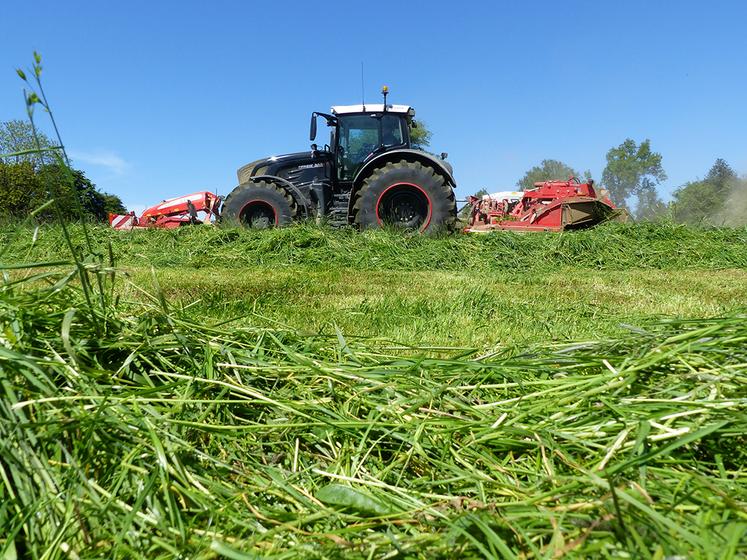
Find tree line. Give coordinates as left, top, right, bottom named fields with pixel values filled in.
left=2, top=117, right=745, bottom=226
left=482, top=139, right=747, bottom=226
left=0, top=120, right=125, bottom=221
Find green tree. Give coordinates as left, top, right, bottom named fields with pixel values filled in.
left=705, top=158, right=738, bottom=191
left=672, top=180, right=722, bottom=225
left=672, top=159, right=739, bottom=225
left=0, top=161, right=45, bottom=218
left=408, top=119, right=432, bottom=150
left=0, top=119, right=126, bottom=221
left=601, top=139, right=667, bottom=213
left=635, top=184, right=668, bottom=221
left=41, top=165, right=127, bottom=221
left=0, top=119, right=56, bottom=167
left=517, top=160, right=580, bottom=191
left=99, top=192, right=127, bottom=216
left=0, top=161, right=126, bottom=221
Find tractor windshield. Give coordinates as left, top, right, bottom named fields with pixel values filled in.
left=337, top=114, right=405, bottom=180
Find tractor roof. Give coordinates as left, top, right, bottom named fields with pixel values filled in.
left=331, top=104, right=415, bottom=116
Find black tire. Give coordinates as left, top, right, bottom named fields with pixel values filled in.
left=353, top=160, right=456, bottom=233
left=221, top=180, right=297, bottom=228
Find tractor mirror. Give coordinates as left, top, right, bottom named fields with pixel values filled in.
left=310, top=113, right=317, bottom=141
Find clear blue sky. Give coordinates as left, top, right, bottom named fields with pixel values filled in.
left=2, top=0, right=746, bottom=211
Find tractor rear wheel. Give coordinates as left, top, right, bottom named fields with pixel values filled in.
left=354, top=160, right=456, bottom=233
left=222, top=181, right=296, bottom=228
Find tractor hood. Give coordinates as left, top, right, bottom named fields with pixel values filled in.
left=237, top=151, right=321, bottom=184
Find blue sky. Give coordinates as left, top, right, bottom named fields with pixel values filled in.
left=2, top=0, right=746, bottom=210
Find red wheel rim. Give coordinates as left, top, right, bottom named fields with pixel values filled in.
left=374, top=182, right=432, bottom=232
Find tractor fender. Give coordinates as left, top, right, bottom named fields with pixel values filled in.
left=350, top=149, right=456, bottom=216
left=250, top=175, right=311, bottom=218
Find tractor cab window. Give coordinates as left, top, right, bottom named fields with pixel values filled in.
left=337, top=114, right=405, bottom=180
left=380, top=114, right=404, bottom=146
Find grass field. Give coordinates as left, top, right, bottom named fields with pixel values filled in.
left=2, top=222, right=747, bottom=559
left=134, top=266, right=747, bottom=350
left=3, top=221, right=747, bottom=349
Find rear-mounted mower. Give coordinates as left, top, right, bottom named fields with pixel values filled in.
left=464, top=178, right=628, bottom=233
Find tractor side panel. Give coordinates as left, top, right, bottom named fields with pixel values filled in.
left=247, top=153, right=334, bottom=218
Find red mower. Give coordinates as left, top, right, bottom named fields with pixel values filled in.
left=108, top=191, right=221, bottom=230
left=464, top=178, right=628, bottom=233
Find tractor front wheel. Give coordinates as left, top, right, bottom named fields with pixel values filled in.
left=222, top=181, right=296, bottom=228
left=354, top=160, right=456, bottom=233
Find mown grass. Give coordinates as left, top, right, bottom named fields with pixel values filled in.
left=1, top=259, right=746, bottom=559
left=3, top=222, right=747, bottom=349
left=2, top=221, right=747, bottom=559
left=134, top=267, right=747, bottom=349
left=2, top=220, right=747, bottom=272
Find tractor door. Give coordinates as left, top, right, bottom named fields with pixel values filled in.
left=335, top=114, right=405, bottom=181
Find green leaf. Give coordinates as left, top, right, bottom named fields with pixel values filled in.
left=33, top=51, right=41, bottom=64
left=315, top=483, right=393, bottom=517
left=210, top=541, right=263, bottom=560
left=15, top=69, right=27, bottom=81
left=607, top=421, right=728, bottom=476
left=2, top=540, right=17, bottom=560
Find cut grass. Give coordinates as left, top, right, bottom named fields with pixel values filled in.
left=3, top=221, right=747, bottom=350
left=2, top=220, right=747, bottom=272
left=2, top=223, right=747, bottom=558
left=1, top=261, right=746, bottom=559
left=132, top=267, right=747, bottom=349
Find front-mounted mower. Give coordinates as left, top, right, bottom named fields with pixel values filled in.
left=109, top=191, right=222, bottom=230
left=221, top=87, right=457, bottom=233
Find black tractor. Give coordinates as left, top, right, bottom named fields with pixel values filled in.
left=222, top=87, right=457, bottom=233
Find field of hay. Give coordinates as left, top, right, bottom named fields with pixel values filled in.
left=1, top=222, right=746, bottom=559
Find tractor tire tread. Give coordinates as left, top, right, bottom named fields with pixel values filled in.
left=221, top=180, right=297, bottom=227
left=353, top=159, right=456, bottom=233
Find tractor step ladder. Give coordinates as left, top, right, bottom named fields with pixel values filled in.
left=327, top=192, right=350, bottom=227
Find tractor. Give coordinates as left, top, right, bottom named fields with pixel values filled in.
left=221, top=87, right=457, bottom=233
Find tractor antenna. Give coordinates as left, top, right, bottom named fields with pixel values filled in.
left=360, top=62, right=366, bottom=111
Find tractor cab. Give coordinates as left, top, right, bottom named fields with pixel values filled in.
left=310, top=102, right=416, bottom=182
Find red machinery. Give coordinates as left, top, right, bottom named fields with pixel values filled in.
left=464, top=178, right=627, bottom=233
left=109, top=191, right=222, bottom=230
